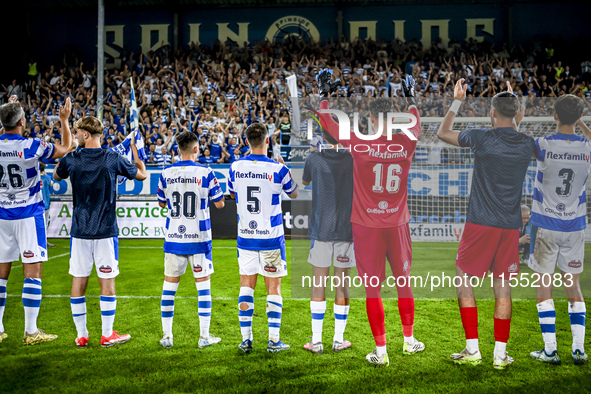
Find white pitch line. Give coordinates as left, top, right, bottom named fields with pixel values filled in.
left=49, top=252, right=70, bottom=260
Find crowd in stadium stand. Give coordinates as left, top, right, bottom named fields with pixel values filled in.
left=3, top=35, right=591, bottom=166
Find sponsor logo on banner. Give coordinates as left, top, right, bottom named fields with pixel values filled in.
left=568, top=260, right=582, bottom=268
left=23, top=250, right=34, bottom=258
left=99, top=265, right=112, bottom=273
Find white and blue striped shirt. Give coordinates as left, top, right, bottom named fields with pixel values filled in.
left=228, top=154, right=297, bottom=251
left=532, top=133, right=591, bottom=232
left=0, top=134, right=54, bottom=220
left=157, top=161, right=224, bottom=255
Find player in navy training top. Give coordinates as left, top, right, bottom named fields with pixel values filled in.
left=438, top=80, right=535, bottom=369
left=0, top=95, right=73, bottom=345
left=301, top=131, right=355, bottom=354
left=54, top=116, right=147, bottom=349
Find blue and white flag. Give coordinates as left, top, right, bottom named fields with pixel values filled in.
left=110, top=77, right=147, bottom=184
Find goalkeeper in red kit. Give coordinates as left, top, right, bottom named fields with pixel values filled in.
left=315, top=69, right=425, bottom=366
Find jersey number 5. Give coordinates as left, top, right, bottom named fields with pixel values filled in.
left=246, top=186, right=261, bottom=214
left=372, top=163, right=401, bottom=193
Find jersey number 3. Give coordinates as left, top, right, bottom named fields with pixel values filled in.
left=372, top=163, right=401, bottom=193
left=556, top=168, right=574, bottom=197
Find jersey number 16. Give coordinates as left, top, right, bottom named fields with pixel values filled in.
left=372, top=163, right=401, bottom=193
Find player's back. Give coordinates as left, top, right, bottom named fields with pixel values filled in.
left=458, top=126, right=536, bottom=229
left=229, top=154, right=297, bottom=250
left=304, top=149, right=354, bottom=242
left=58, top=148, right=137, bottom=238
left=157, top=161, right=223, bottom=254
left=532, top=133, right=591, bottom=231
left=0, top=135, right=54, bottom=219
left=318, top=101, right=422, bottom=228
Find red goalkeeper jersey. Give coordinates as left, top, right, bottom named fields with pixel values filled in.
left=319, top=100, right=421, bottom=228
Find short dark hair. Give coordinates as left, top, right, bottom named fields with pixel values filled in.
left=321, top=130, right=339, bottom=145
left=491, top=92, right=520, bottom=118
left=176, top=131, right=199, bottom=152
left=0, top=103, right=24, bottom=131
left=554, top=94, right=584, bottom=125
left=245, top=123, right=268, bottom=148
left=369, top=98, right=393, bottom=118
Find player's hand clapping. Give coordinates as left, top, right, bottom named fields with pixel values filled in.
left=59, top=97, right=72, bottom=122
left=454, top=78, right=468, bottom=101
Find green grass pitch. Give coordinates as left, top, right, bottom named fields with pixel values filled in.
left=0, top=239, right=589, bottom=393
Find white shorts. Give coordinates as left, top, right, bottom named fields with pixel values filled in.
left=164, top=251, right=214, bottom=279
left=0, top=214, right=48, bottom=263
left=69, top=237, right=120, bottom=279
left=238, top=247, right=287, bottom=278
left=308, top=240, right=356, bottom=269
left=528, top=226, right=585, bottom=275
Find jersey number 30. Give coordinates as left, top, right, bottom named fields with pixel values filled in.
left=170, top=191, right=197, bottom=219
left=372, top=163, right=401, bottom=193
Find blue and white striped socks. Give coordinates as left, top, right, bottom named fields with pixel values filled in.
left=310, top=300, right=326, bottom=344
left=334, top=304, right=350, bottom=343
left=238, top=287, right=254, bottom=341
left=267, top=295, right=283, bottom=341
left=537, top=299, right=556, bottom=353
left=100, top=295, right=117, bottom=338
left=569, top=301, right=586, bottom=353
left=70, top=296, right=88, bottom=338
left=0, top=278, right=7, bottom=333
left=23, top=278, right=42, bottom=335
left=161, top=281, right=179, bottom=338
left=196, top=279, right=212, bottom=338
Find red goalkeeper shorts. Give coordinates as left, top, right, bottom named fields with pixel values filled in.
left=352, top=222, right=413, bottom=285
left=456, top=222, right=520, bottom=278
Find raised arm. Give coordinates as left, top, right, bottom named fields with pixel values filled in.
left=576, top=118, right=591, bottom=140
left=51, top=97, right=74, bottom=158
left=437, top=79, right=467, bottom=147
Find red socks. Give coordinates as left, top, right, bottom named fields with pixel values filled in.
left=459, top=307, right=479, bottom=339
left=398, top=298, right=415, bottom=337
left=366, top=298, right=386, bottom=346
left=494, top=317, right=511, bottom=343
left=366, top=297, right=416, bottom=345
